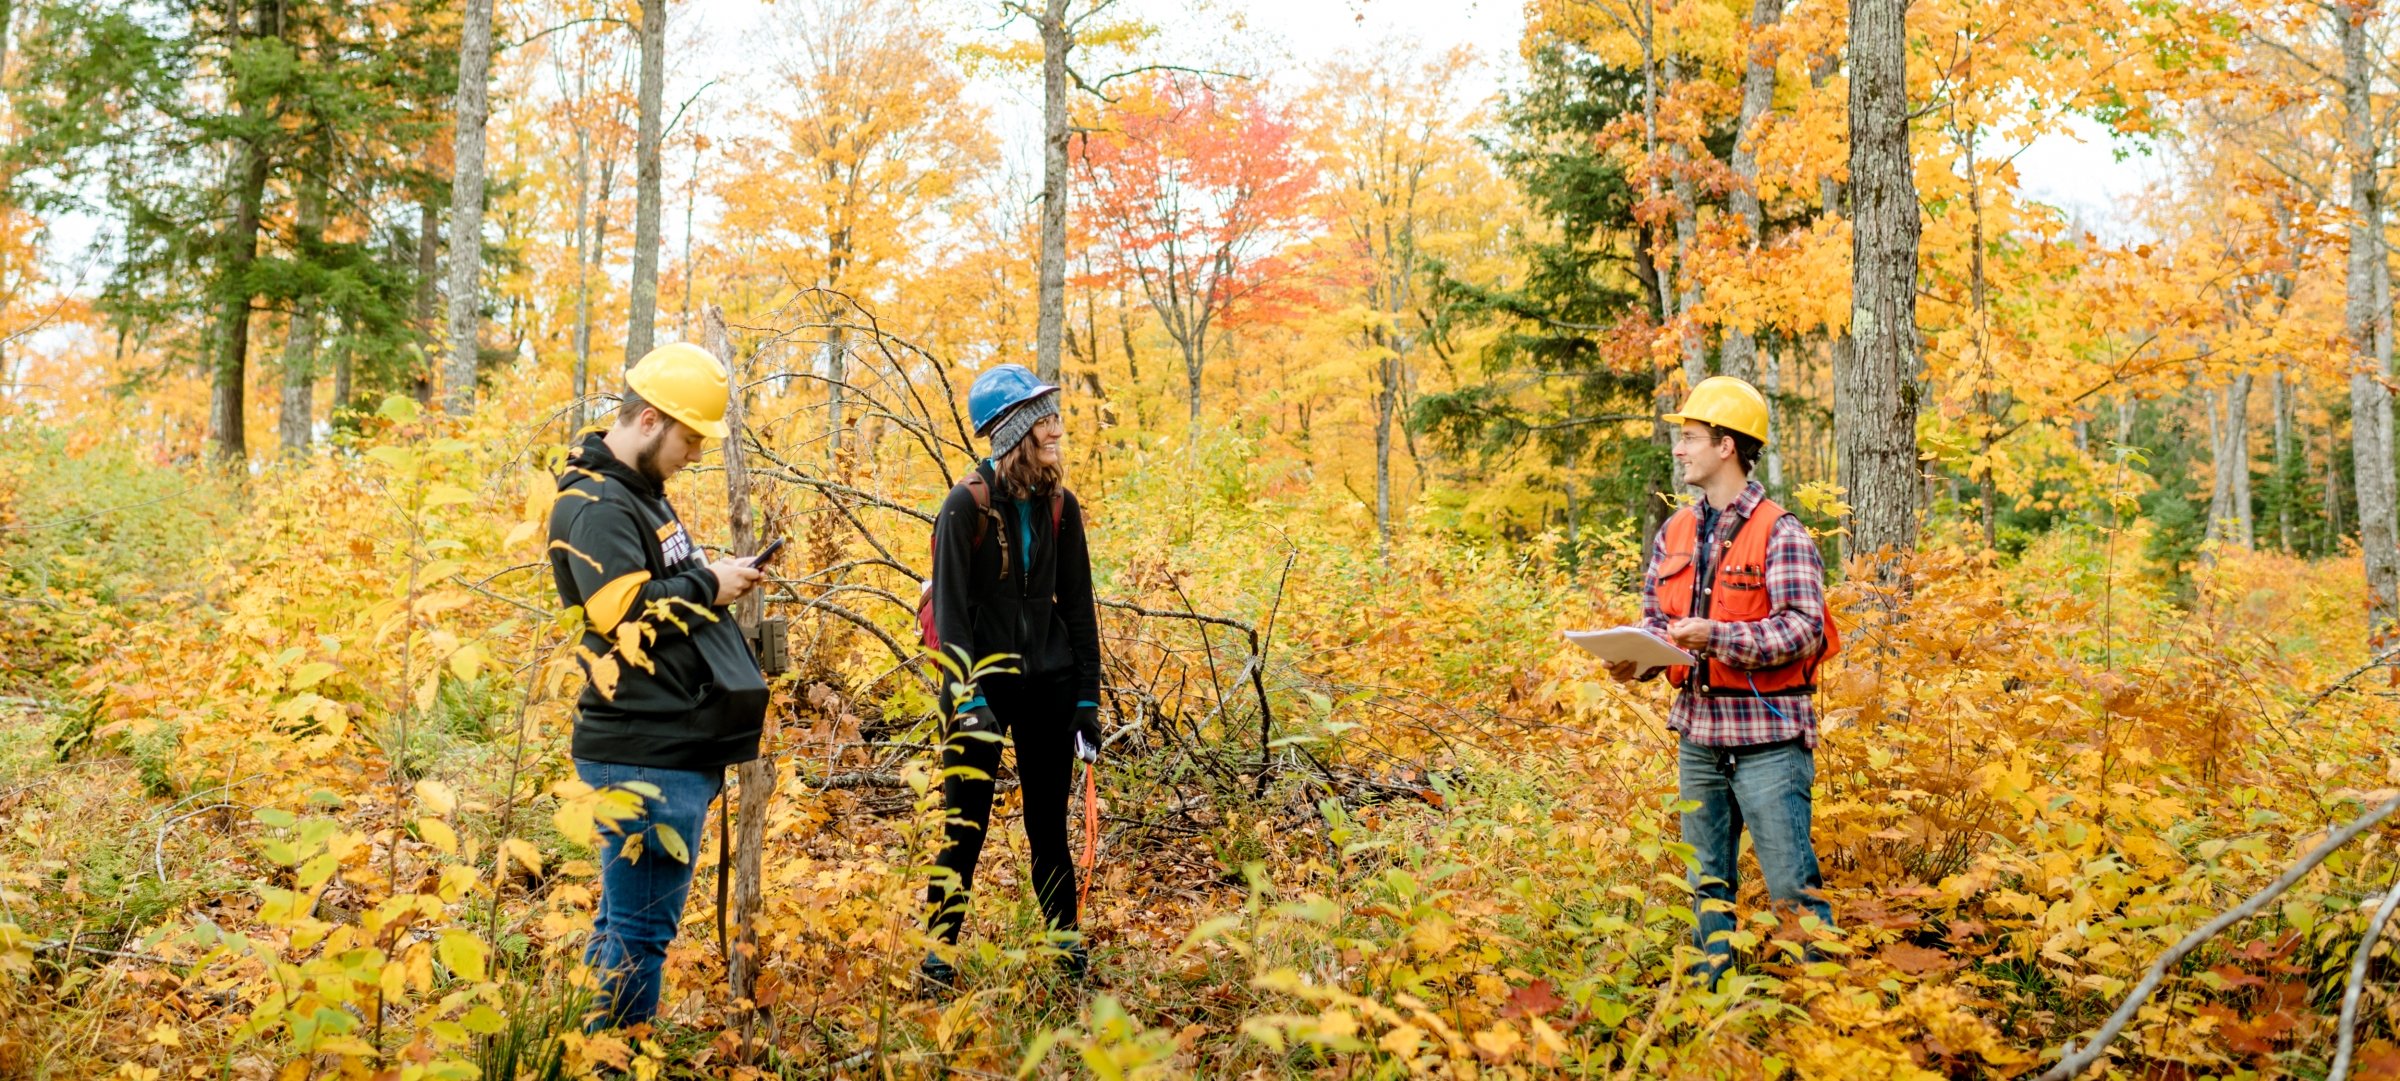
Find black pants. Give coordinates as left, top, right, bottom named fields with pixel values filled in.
left=926, top=669, right=1079, bottom=943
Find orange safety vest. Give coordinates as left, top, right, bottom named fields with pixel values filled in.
left=1654, top=497, right=1839, bottom=696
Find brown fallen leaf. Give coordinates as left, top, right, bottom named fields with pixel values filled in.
left=1499, top=978, right=1564, bottom=1020
left=1879, top=942, right=1957, bottom=976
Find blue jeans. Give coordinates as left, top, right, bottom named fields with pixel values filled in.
left=575, top=759, right=725, bottom=1030
left=1677, top=738, right=1832, bottom=986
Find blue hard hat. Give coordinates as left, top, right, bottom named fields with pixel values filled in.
left=968, top=364, right=1059, bottom=436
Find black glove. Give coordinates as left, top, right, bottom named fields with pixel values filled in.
left=1072, top=705, right=1102, bottom=761
left=956, top=704, right=1001, bottom=736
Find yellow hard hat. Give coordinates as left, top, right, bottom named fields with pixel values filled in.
left=1663, top=375, right=1770, bottom=444
left=624, top=342, right=730, bottom=438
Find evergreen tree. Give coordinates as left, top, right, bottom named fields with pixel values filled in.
left=1417, top=45, right=1667, bottom=537
left=7, top=0, right=451, bottom=460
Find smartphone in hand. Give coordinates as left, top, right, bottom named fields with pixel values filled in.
left=749, top=537, right=786, bottom=569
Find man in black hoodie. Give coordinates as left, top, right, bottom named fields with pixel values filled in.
left=546, top=342, right=767, bottom=1030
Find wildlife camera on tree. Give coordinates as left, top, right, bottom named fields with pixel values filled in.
left=749, top=616, right=789, bottom=676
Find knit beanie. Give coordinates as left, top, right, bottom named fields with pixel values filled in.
left=987, top=390, right=1060, bottom=460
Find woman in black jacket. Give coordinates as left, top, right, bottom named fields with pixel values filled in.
left=921, top=364, right=1104, bottom=990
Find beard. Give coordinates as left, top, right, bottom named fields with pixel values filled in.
left=633, top=428, right=673, bottom=487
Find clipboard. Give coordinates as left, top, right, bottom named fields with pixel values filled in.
left=1564, top=628, right=1696, bottom=674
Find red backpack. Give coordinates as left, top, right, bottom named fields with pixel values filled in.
left=917, top=474, right=1065, bottom=650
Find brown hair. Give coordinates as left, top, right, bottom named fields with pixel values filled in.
left=1707, top=423, right=1764, bottom=475
left=615, top=390, right=651, bottom=425
left=995, top=435, right=1064, bottom=498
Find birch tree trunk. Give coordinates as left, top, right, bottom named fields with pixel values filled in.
left=2273, top=368, right=2293, bottom=552
left=2206, top=375, right=2252, bottom=549
left=1034, top=0, right=1070, bottom=385
left=441, top=0, right=494, bottom=414
left=2342, top=0, right=2398, bottom=641
left=625, top=0, right=666, bottom=368
left=2233, top=375, right=2254, bottom=547
left=1718, top=0, right=1784, bottom=383
left=1839, top=0, right=1923, bottom=561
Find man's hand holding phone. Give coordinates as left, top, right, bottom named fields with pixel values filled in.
left=706, top=538, right=784, bottom=606
left=707, top=558, right=764, bottom=605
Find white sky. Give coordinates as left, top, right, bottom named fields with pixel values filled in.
left=2006, top=113, right=2167, bottom=242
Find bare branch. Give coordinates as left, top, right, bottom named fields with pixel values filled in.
left=2331, top=872, right=2400, bottom=1081
left=499, top=15, right=633, bottom=54
left=2037, top=791, right=2400, bottom=1080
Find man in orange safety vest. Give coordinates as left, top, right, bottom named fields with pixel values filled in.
left=1607, top=375, right=1839, bottom=987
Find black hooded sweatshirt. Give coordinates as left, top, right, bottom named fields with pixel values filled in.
left=929, top=460, right=1103, bottom=706
left=547, top=431, right=767, bottom=769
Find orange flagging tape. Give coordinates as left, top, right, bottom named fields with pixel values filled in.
left=1078, top=764, right=1100, bottom=911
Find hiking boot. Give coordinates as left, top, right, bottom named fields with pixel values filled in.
left=917, top=950, right=958, bottom=998
left=1059, top=941, right=1090, bottom=982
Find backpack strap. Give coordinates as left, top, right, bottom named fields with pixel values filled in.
left=929, top=473, right=1003, bottom=564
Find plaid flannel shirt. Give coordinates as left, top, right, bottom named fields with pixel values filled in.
left=1639, top=480, right=1829, bottom=749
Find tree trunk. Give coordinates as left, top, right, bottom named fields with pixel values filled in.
left=1809, top=49, right=1846, bottom=523
left=2327, top=410, right=2348, bottom=541
left=2232, top=375, right=2254, bottom=547
left=209, top=137, right=270, bottom=464
left=278, top=171, right=326, bottom=455
left=1184, top=341, right=1203, bottom=441
left=625, top=0, right=666, bottom=369
left=572, top=112, right=594, bottom=433
left=2271, top=200, right=2299, bottom=554
left=1963, top=115, right=2004, bottom=552
left=442, top=0, right=494, bottom=414
left=414, top=200, right=439, bottom=405
left=277, top=308, right=320, bottom=454
left=1664, top=56, right=1705, bottom=387
left=706, top=307, right=772, bottom=1006
left=1762, top=340, right=1784, bottom=491
left=825, top=324, right=848, bottom=452
left=2273, top=367, right=2293, bottom=552
left=2206, top=375, right=2253, bottom=550
left=2343, top=0, right=2398, bottom=642
left=1372, top=331, right=1398, bottom=560
left=1838, top=0, right=1922, bottom=562
left=591, top=155, right=616, bottom=389
left=823, top=224, right=850, bottom=452
left=1719, top=0, right=1785, bottom=383
left=330, top=338, right=351, bottom=418
left=1034, top=0, right=1070, bottom=385
left=1116, top=288, right=1142, bottom=427
left=0, top=0, right=12, bottom=398
left=1637, top=2, right=1665, bottom=327
left=681, top=134, right=700, bottom=338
